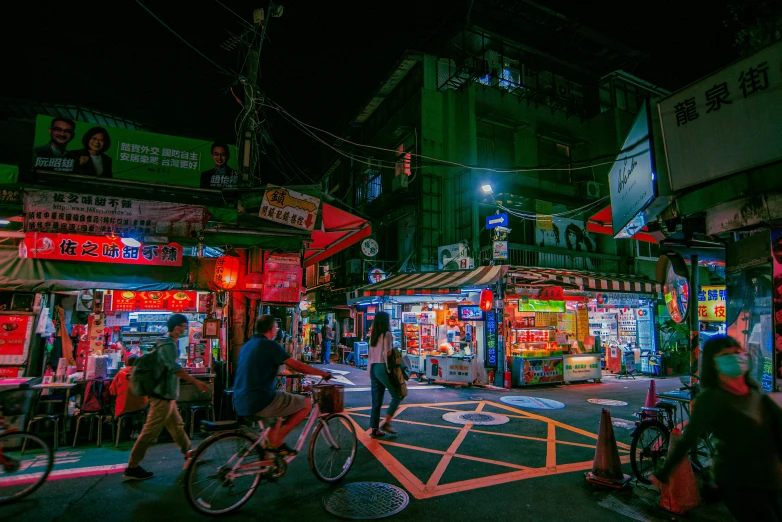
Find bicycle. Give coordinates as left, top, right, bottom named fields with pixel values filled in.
left=0, top=388, right=54, bottom=504
left=183, top=378, right=357, bottom=516
left=629, top=377, right=716, bottom=484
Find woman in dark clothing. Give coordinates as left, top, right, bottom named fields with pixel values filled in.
left=74, top=126, right=113, bottom=177
left=653, top=336, right=782, bottom=521
left=367, top=312, right=404, bottom=439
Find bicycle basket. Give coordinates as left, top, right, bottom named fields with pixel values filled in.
left=0, top=389, right=36, bottom=417
left=313, top=384, right=344, bottom=414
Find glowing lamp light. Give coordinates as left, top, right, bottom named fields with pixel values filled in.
left=479, top=288, right=494, bottom=312
left=481, top=184, right=493, bottom=194
left=121, top=237, right=141, bottom=247
left=214, top=255, right=240, bottom=290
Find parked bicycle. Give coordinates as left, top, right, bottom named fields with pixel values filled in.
left=183, top=379, right=357, bottom=515
left=629, top=377, right=716, bottom=484
left=0, top=388, right=54, bottom=504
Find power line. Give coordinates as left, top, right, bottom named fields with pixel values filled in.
left=211, top=0, right=254, bottom=29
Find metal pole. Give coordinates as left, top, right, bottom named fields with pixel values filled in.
left=688, top=254, right=700, bottom=392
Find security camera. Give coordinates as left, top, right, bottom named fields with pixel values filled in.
left=495, top=226, right=512, bottom=234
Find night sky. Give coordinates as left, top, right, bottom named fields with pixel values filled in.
left=8, top=1, right=738, bottom=184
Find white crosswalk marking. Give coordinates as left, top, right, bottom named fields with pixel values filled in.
left=345, top=386, right=445, bottom=392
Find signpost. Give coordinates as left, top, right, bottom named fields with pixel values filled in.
left=486, top=213, right=509, bottom=230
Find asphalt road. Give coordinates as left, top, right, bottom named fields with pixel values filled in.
left=0, top=367, right=730, bottom=521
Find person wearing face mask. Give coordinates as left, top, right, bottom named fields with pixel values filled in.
left=653, top=335, right=782, bottom=521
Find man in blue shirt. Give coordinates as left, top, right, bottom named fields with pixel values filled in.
left=233, top=315, right=331, bottom=456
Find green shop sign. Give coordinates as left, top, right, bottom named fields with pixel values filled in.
left=31, top=115, right=238, bottom=188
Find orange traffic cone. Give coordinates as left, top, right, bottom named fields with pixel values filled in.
left=644, top=379, right=658, bottom=410
left=658, top=428, right=701, bottom=515
left=585, top=409, right=631, bottom=489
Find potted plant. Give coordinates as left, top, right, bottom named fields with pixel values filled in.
left=658, top=320, right=690, bottom=376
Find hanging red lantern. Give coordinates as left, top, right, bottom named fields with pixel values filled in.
left=479, top=288, right=494, bottom=312
left=214, top=255, right=240, bottom=290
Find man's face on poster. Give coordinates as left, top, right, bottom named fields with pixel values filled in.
left=49, top=121, right=74, bottom=148
left=211, top=147, right=228, bottom=168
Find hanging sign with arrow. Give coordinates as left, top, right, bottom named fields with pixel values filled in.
left=259, top=185, right=321, bottom=231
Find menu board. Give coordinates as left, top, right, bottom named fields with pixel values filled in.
left=105, top=290, right=198, bottom=312
left=0, top=314, right=34, bottom=366
left=557, top=312, right=576, bottom=335
left=263, top=252, right=303, bottom=303
left=576, top=307, right=589, bottom=341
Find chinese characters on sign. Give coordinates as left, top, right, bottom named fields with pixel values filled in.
left=104, top=290, right=198, bottom=312
left=20, top=233, right=183, bottom=267
left=659, top=41, right=782, bottom=191
left=697, top=285, right=727, bottom=322
left=118, top=143, right=199, bottom=170
left=23, top=189, right=208, bottom=238
left=485, top=310, right=498, bottom=369
left=259, top=186, right=321, bottom=231
left=263, top=252, right=303, bottom=303
left=0, top=315, right=33, bottom=366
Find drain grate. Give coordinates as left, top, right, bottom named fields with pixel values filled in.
left=322, top=482, right=409, bottom=520
left=442, top=411, right=510, bottom=426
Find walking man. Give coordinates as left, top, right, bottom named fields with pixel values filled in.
left=123, top=314, right=209, bottom=481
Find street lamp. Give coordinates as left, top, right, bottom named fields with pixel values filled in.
left=481, top=184, right=493, bottom=194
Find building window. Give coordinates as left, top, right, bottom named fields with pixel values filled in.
left=395, top=143, right=411, bottom=177
left=537, top=138, right=571, bottom=184
left=636, top=240, right=660, bottom=260
left=356, top=171, right=382, bottom=204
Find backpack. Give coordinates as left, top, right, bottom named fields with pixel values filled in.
left=130, top=343, right=165, bottom=397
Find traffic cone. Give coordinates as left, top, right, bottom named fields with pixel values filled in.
left=585, top=409, right=631, bottom=489
left=644, top=379, right=658, bottom=410
left=658, top=428, right=701, bottom=515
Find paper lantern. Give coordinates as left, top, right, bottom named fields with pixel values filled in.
left=479, top=288, right=494, bottom=312
left=214, top=255, right=239, bottom=290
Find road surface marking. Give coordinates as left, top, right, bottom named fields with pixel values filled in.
left=345, top=386, right=444, bottom=392
left=0, top=463, right=127, bottom=487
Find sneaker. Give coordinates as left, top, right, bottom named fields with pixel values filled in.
left=266, top=443, right=298, bottom=457
left=123, top=466, right=154, bottom=481
left=380, top=423, right=398, bottom=435
left=369, top=429, right=386, bottom=439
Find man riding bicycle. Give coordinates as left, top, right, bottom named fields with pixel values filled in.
left=233, top=315, right=332, bottom=456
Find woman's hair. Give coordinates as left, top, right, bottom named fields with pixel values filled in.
left=125, top=355, right=139, bottom=368
left=81, top=126, right=111, bottom=151
left=700, top=335, right=744, bottom=389
left=369, top=311, right=390, bottom=347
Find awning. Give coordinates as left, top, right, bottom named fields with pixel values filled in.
left=507, top=267, right=660, bottom=294
left=355, top=266, right=508, bottom=297
left=587, top=205, right=658, bottom=243
left=304, top=203, right=371, bottom=268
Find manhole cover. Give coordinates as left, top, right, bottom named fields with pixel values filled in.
left=500, top=396, right=566, bottom=410
left=442, top=411, right=510, bottom=425
left=323, top=482, right=409, bottom=520
left=588, top=399, right=628, bottom=406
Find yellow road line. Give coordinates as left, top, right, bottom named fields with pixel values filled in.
left=546, top=422, right=557, bottom=470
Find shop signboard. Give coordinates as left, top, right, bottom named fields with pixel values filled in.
left=19, top=232, right=183, bottom=267
left=134, top=312, right=203, bottom=323
left=105, top=290, right=199, bottom=312
left=259, top=186, right=320, bottom=231
left=23, top=189, right=208, bottom=239
left=485, top=310, right=498, bottom=369
left=658, top=40, right=782, bottom=192
left=595, top=292, right=645, bottom=306
left=608, top=101, right=656, bottom=238
left=402, top=312, right=418, bottom=324
left=0, top=314, right=34, bottom=366
left=367, top=268, right=387, bottom=283
left=31, top=114, right=238, bottom=187
left=697, top=285, right=727, bottom=322
left=458, top=305, right=485, bottom=321
left=492, top=240, right=508, bottom=260
left=518, top=299, right=565, bottom=313
left=263, top=252, right=303, bottom=303
left=438, top=243, right=474, bottom=270
left=576, top=306, right=589, bottom=341
left=563, top=354, right=601, bottom=382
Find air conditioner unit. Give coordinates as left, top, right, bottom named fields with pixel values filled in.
left=346, top=259, right=362, bottom=274
left=392, top=174, right=409, bottom=192
left=538, top=71, right=555, bottom=94
left=554, top=75, right=570, bottom=98
left=584, top=181, right=601, bottom=199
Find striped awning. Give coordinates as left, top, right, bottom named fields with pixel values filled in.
left=506, top=267, right=660, bottom=295
left=356, top=266, right=507, bottom=297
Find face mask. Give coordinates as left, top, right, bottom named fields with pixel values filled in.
left=714, top=353, right=749, bottom=378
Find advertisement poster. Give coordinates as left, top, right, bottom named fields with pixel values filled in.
left=32, top=114, right=238, bottom=187
left=576, top=306, right=589, bottom=342
left=521, top=358, right=563, bottom=385
left=518, top=299, right=565, bottom=313
left=263, top=252, right=303, bottom=303
left=0, top=314, right=33, bottom=366
left=492, top=240, right=508, bottom=261
left=485, top=310, right=498, bottom=369
left=259, top=186, right=320, bottom=231
left=535, top=217, right=596, bottom=253
left=437, top=243, right=474, bottom=270
left=24, top=189, right=208, bottom=239
left=697, top=285, right=727, bottom=322
left=557, top=312, right=576, bottom=335
left=20, top=233, right=183, bottom=267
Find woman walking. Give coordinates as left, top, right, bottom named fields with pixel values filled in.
left=653, top=335, right=782, bottom=521
left=368, top=312, right=404, bottom=439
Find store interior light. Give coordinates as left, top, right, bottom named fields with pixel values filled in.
left=121, top=237, right=141, bottom=247
left=481, top=184, right=493, bottom=194
left=0, top=219, right=9, bottom=225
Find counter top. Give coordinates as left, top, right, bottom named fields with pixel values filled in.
left=182, top=373, right=215, bottom=379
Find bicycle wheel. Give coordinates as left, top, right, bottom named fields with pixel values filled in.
left=0, top=431, right=53, bottom=504
left=630, top=420, right=670, bottom=485
left=184, top=431, right=265, bottom=516
left=309, top=413, right=357, bottom=483
left=691, top=430, right=716, bottom=474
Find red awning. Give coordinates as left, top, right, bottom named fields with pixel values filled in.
left=304, top=203, right=371, bottom=267
left=587, top=205, right=658, bottom=244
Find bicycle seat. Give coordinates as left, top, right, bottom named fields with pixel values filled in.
left=655, top=401, right=676, bottom=413
left=201, top=420, right=240, bottom=432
